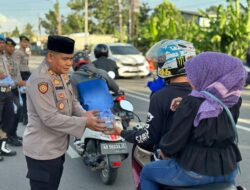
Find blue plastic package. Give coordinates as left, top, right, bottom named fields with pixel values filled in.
left=0, top=76, right=15, bottom=87
left=99, top=109, right=115, bottom=129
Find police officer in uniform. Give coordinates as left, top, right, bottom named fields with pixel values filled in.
left=4, top=38, right=25, bottom=146
left=0, top=36, right=18, bottom=161
left=0, top=34, right=5, bottom=55
left=23, top=35, right=107, bottom=190
left=15, top=35, right=31, bottom=125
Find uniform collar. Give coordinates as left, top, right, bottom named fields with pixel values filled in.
left=42, top=60, right=69, bottom=82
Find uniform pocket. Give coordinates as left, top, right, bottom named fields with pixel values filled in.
left=26, top=168, right=50, bottom=183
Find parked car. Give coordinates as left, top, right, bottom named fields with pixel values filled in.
left=90, top=43, right=150, bottom=78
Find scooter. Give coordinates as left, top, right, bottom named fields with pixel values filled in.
left=129, top=114, right=246, bottom=190
left=74, top=79, right=132, bottom=185
left=112, top=90, right=134, bottom=130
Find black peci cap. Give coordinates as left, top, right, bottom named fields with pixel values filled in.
left=47, top=35, right=75, bottom=54
left=19, top=35, right=30, bottom=42
left=5, top=38, right=16, bottom=46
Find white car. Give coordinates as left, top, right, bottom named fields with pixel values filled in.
left=90, top=43, right=150, bottom=78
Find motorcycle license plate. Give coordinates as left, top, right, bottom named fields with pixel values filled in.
left=100, top=142, right=128, bottom=155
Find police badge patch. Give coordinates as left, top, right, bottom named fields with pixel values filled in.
left=58, top=102, right=65, bottom=110
left=38, top=82, right=49, bottom=94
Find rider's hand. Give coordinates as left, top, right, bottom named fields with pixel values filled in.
left=84, top=111, right=107, bottom=132
left=170, top=97, right=182, bottom=111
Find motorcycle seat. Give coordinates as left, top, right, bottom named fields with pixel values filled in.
left=164, top=183, right=237, bottom=190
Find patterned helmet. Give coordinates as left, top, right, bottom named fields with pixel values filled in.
left=72, top=51, right=91, bottom=71
left=146, top=39, right=196, bottom=79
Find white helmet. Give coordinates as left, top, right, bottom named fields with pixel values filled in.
left=146, top=39, right=196, bottom=79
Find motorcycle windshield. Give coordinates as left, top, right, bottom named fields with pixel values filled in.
left=77, top=79, right=114, bottom=111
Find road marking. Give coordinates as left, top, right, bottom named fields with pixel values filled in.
left=239, top=144, right=250, bottom=150
left=238, top=118, right=250, bottom=125
left=237, top=125, right=250, bottom=132
left=67, top=145, right=80, bottom=158
left=241, top=101, right=250, bottom=108
left=121, top=88, right=150, bottom=98
left=126, top=92, right=150, bottom=102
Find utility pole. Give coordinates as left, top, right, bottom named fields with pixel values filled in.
left=84, top=0, right=89, bottom=47
left=118, top=0, right=123, bottom=42
left=129, top=0, right=139, bottom=44
left=129, top=0, right=133, bottom=42
left=55, top=0, right=62, bottom=34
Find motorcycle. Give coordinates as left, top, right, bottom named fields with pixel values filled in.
left=107, top=71, right=134, bottom=130
left=112, top=90, right=134, bottom=130
left=129, top=115, right=246, bottom=190
left=74, top=78, right=133, bottom=185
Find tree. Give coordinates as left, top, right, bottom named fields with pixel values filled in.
left=11, top=27, right=20, bottom=38
left=40, top=2, right=62, bottom=34
left=23, top=23, right=35, bottom=41
left=138, top=3, right=151, bottom=24
left=197, top=0, right=249, bottom=59
left=66, top=0, right=129, bottom=34
left=136, top=0, right=199, bottom=52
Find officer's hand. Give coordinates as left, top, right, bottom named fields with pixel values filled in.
left=0, top=73, right=6, bottom=79
left=170, top=97, right=182, bottom=111
left=85, top=113, right=107, bottom=132
left=17, top=80, right=26, bottom=86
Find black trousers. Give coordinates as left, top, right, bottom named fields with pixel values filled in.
left=25, top=155, right=65, bottom=190
left=0, top=91, right=15, bottom=137
left=20, top=71, right=31, bottom=123
left=10, top=88, right=22, bottom=137
left=21, top=93, right=27, bottom=121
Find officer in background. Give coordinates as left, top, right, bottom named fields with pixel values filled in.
left=0, top=35, right=18, bottom=160
left=23, top=35, right=107, bottom=190
left=83, top=44, right=90, bottom=55
left=15, top=35, right=31, bottom=125
left=4, top=38, right=25, bottom=146
left=0, top=34, right=5, bottom=55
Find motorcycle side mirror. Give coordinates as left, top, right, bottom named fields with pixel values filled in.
left=108, top=71, right=116, bottom=79
left=119, top=100, right=134, bottom=112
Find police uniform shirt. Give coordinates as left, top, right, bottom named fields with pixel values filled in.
left=4, top=53, right=22, bottom=84
left=15, top=48, right=30, bottom=72
left=0, top=53, right=21, bottom=86
left=23, top=60, right=86, bottom=160
left=0, top=54, right=6, bottom=75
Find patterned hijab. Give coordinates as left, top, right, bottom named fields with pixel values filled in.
left=185, top=52, right=247, bottom=127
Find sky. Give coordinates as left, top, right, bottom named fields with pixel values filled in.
left=0, top=0, right=247, bottom=34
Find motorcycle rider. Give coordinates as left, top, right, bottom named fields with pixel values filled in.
left=107, top=39, right=196, bottom=152
left=92, top=44, right=118, bottom=77
left=140, top=52, right=246, bottom=189
left=70, top=51, right=119, bottom=99
left=70, top=51, right=119, bottom=145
